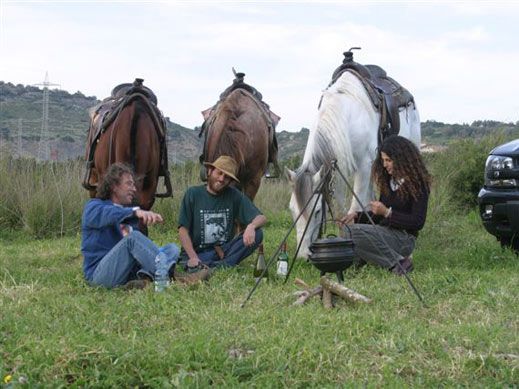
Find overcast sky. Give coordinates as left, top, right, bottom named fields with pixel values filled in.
left=1, top=1, right=518, bottom=132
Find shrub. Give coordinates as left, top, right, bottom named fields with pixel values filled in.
left=427, top=132, right=511, bottom=210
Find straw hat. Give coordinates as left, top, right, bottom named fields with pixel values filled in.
left=204, top=156, right=240, bottom=183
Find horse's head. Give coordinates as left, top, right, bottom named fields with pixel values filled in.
left=286, top=165, right=327, bottom=258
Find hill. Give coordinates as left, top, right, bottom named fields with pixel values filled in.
left=0, top=81, right=309, bottom=163
left=0, top=81, right=202, bottom=162
left=1, top=81, right=517, bottom=163
left=421, top=119, right=519, bottom=144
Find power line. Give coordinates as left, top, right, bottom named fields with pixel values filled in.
left=18, top=118, right=23, bottom=157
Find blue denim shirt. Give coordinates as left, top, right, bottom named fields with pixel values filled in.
left=81, top=199, right=138, bottom=281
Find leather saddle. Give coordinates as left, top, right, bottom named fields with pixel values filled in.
left=326, top=49, right=416, bottom=143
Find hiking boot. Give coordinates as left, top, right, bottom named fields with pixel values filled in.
left=121, top=278, right=151, bottom=290
left=173, top=268, right=212, bottom=285
left=391, top=256, right=414, bottom=275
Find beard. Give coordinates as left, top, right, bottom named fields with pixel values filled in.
left=207, top=174, right=226, bottom=194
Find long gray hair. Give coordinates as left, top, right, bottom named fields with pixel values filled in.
left=96, top=162, right=134, bottom=200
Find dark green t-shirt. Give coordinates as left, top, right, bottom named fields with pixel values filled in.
left=178, top=185, right=262, bottom=252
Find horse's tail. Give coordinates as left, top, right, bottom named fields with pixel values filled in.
left=207, top=98, right=246, bottom=168
left=129, top=99, right=145, bottom=172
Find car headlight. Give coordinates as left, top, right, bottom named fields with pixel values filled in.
left=486, top=155, right=513, bottom=170
left=485, top=156, right=515, bottom=187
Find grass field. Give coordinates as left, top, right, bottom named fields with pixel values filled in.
left=1, top=162, right=518, bottom=387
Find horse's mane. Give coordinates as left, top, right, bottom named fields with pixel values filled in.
left=207, top=93, right=246, bottom=167
left=294, top=71, right=374, bottom=208
left=300, top=71, right=373, bottom=176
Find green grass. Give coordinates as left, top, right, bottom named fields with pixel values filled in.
left=1, top=190, right=518, bottom=387
left=1, top=144, right=518, bottom=386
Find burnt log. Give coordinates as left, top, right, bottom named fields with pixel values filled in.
left=292, top=285, right=323, bottom=305
left=294, top=278, right=311, bottom=289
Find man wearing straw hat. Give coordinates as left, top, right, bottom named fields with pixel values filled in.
left=178, top=155, right=266, bottom=270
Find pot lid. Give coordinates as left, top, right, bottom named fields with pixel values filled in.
left=310, top=236, right=353, bottom=248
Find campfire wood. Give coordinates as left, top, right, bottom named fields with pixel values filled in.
left=292, top=277, right=372, bottom=308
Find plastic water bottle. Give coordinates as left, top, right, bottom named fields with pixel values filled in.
left=276, top=242, right=289, bottom=278
left=154, top=247, right=170, bottom=292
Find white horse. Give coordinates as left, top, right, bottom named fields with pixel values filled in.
left=286, top=70, right=421, bottom=258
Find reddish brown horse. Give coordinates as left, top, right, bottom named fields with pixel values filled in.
left=201, top=75, right=279, bottom=201
left=82, top=79, right=172, bottom=210
left=202, top=89, right=272, bottom=200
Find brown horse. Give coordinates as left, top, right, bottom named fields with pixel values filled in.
left=82, top=79, right=172, bottom=210
left=202, top=87, right=276, bottom=200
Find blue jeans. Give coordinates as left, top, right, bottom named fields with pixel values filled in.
left=91, top=231, right=179, bottom=288
left=183, top=229, right=263, bottom=268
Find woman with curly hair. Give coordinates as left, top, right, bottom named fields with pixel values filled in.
left=340, top=135, right=431, bottom=275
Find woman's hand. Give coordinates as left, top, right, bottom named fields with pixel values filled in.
left=338, top=211, right=357, bottom=226
left=370, top=201, right=390, bottom=217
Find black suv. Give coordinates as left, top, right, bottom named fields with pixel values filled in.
left=477, top=139, right=519, bottom=249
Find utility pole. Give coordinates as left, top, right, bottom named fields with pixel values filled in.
left=33, top=72, right=60, bottom=161
left=18, top=118, right=23, bottom=157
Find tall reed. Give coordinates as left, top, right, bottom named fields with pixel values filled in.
left=1, top=134, right=509, bottom=239
left=0, top=156, right=88, bottom=237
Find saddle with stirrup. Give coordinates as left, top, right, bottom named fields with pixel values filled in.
left=82, top=78, right=172, bottom=197
left=325, top=47, right=416, bottom=144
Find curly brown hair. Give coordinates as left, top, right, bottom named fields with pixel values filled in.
left=371, top=135, right=431, bottom=201
left=96, top=163, right=135, bottom=200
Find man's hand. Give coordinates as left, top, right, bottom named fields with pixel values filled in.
left=243, top=224, right=256, bottom=246
left=120, top=224, right=132, bottom=237
left=135, top=209, right=164, bottom=226
left=187, top=256, right=201, bottom=268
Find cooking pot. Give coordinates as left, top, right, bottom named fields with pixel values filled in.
left=308, top=234, right=355, bottom=273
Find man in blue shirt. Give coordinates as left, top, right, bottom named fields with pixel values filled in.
left=81, top=163, right=179, bottom=288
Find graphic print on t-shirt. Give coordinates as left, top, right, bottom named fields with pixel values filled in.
left=201, top=209, right=230, bottom=246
